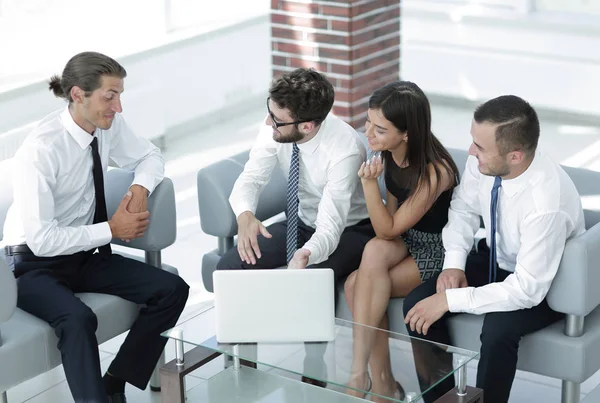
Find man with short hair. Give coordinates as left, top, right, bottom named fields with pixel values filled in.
left=216, top=67, right=374, bottom=388
left=217, top=67, right=373, bottom=285
left=3, top=51, right=189, bottom=403
left=403, top=95, right=585, bottom=403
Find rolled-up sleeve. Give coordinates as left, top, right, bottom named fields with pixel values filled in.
left=229, top=125, right=279, bottom=219
left=303, top=152, right=363, bottom=265
left=108, top=115, right=164, bottom=195
left=15, top=145, right=112, bottom=257
left=442, top=156, right=483, bottom=271
left=446, top=212, right=570, bottom=314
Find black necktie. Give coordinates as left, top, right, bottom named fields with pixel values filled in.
left=90, top=137, right=112, bottom=257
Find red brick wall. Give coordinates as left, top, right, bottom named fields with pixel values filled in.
left=271, top=0, right=401, bottom=128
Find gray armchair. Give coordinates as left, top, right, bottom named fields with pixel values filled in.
left=198, top=155, right=288, bottom=290
left=0, top=169, right=180, bottom=402
left=198, top=148, right=600, bottom=403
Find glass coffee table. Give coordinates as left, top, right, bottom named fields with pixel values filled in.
left=160, top=302, right=483, bottom=402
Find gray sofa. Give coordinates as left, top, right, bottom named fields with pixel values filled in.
left=198, top=148, right=600, bottom=403
left=581, top=384, right=600, bottom=403
left=0, top=169, right=180, bottom=403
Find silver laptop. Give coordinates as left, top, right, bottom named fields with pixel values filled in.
left=213, top=268, right=335, bottom=343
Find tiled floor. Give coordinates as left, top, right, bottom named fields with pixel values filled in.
left=5, top=99, right=600, bottom=402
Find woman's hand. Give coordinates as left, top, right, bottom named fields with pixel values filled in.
left=358, top=154, right=383, bottom=180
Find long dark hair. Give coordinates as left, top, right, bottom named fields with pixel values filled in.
left=369, top=81, right=459, bottom=202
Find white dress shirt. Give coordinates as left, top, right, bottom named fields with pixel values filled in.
left=443, top=150, right=585, bottom=314
left=3, top=107, right=164, bottom=257
left=229, top=113, right=369, bottom=266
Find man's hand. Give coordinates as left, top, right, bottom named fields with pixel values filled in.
left=404, top=292, right=449, bottom=336
left=127, top=185, right=149, bottom=214
left=436, top=269, right=468, bottom=293
left=236, top=211, right=272, bottom=265
left=287, top=248, right=311, bottom=270
left=108, top=191, right=150, bottom=241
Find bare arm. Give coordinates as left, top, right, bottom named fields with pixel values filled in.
left=362, top=158, right=454, bottom=240
left=386, top=191, right=399, bottom=216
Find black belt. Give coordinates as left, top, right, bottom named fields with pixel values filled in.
left=4, top=244, right=34, bottom=256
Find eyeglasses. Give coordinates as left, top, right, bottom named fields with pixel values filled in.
left=266, top=97, right=312, bottom=132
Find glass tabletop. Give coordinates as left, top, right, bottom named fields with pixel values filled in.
left=163, top=302, right=478, bottom=403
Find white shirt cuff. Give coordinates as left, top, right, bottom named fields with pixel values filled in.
left=232, top=203, right=256, bottom=220
left=443, top=250, right=469, bottom=271
left=303, top=242, right=323, bottom=266
left=446, top=287, right=471, bottom=313
left=132, top=173, right=157, bottom=195
left=90, top=222, right=113, bottom=247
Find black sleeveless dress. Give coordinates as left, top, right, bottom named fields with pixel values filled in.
left=383, top=151, right=453, bottom=280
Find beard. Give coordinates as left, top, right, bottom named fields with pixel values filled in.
left=480, top=161, right=510, bottom=177
left=273, top=126, right=304, bottom=143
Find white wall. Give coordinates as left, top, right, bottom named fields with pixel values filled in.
left=2, top=3, right=600, bottom=161
left=0, top=15, right=271, bottom=161
left=401, top=0, right=600, bottom=118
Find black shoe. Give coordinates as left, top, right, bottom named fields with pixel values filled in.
left=107, top=392, right=127, bottom=403
left=301, top=376, right=327, bottom=388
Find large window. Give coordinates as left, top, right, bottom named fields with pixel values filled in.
left=0, top=0, right=164, bottom=91
left=166, top=0, right=267, bottom=33
left=535, top=0, right=600, bottom=15
left=0, top=0, right=268, bottom=92
left=421, top=0, right=600, bottom=14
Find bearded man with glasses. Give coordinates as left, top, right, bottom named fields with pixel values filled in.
left=217, top=67, right=373, bottom=308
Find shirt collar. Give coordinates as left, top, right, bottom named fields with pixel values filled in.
left=60, top=107, right=96, bottom=149
left=500, top=150, right=540, bottom=198
left=296, top=114, right=329, bottom=155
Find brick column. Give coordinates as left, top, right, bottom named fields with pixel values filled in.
left=271, top=0, right=400, bottom=129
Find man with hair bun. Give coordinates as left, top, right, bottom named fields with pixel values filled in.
left=3, top=51, right=190, bottom=403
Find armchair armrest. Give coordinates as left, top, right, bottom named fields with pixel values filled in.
left=197, top=157, right=246, bottom=238
left=0, top=257, right=17, bottom=323
left=105, top=169, right=177, bottom=251
left=197, top=150, right=287, bottom=238
left=547, top=222, right=600, bottom=316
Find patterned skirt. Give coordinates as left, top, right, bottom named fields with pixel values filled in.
left=403, top=228, right=445, bottom=281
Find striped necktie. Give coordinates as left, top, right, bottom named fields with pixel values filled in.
left=489, top=176, right=502, bottom=283
left=286, top=143, right=300, bottom=264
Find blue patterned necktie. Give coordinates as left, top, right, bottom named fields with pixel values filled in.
left=286, top=143, right=300, bottom=264
left=489, top=176, right=502, bottom=283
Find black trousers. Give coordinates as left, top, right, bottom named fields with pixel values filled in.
left=217, top=218, right=375, bottom=297
left=7, top=250, right=190, bottom=403
left=402, top=240, right=563, bottom=403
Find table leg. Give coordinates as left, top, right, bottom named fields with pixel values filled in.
left=160, top=345, right=222, bottom=403
left=434, top=386, right=483, bottom=403
left=233, top=345, right=240, bottom=369
left=432, top=355, right=483, bottom=402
